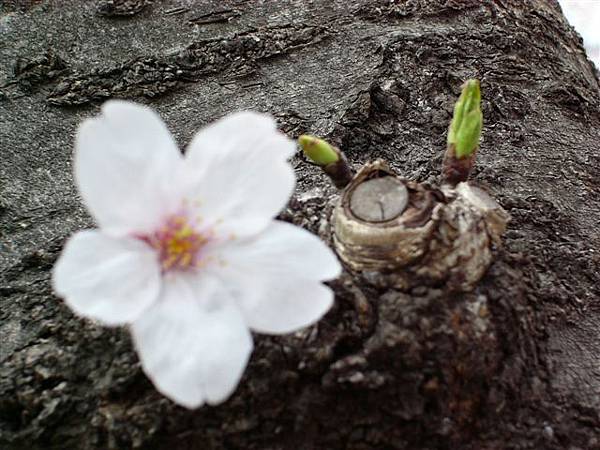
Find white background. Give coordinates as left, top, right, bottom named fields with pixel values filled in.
left=558, top=0, right=600, bottom=67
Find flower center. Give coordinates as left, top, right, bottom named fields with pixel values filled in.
left=144, top=214, right=210, bottom=272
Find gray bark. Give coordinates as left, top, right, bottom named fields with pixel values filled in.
left=1, top=1, right=599, bottom=449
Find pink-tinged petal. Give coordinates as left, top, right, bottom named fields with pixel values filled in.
left=131, top=273, right=253, bottom=408
left=182, top=112, right=296, bottom=238
left=75, top=101, right=183, bottom=235
left=52, top=230, right=161, bottom=326
left=217, top=221, right=341, bottom=334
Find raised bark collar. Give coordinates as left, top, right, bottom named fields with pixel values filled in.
left=332, top=160, right=509, bottom=292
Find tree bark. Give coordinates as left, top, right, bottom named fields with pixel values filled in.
left=1, top=1, right=599, bottom=449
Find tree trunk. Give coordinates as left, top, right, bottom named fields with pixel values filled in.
left=1, top=1, right=599, bottom=449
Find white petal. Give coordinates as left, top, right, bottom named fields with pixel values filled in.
left=75, top=101, right=182, bottom=235
left=131, top=273, right=253, bottom=408
left=182, top=112, right=296, bottom=238
left=52, top=230, right=161, bottom=325
left=236, top=279, right=334, bottom=334
left=223, top=221, right=341, bottom=280
left=217, top=221, right=341, bottom=334
left=186, top=111, right=296, bottom=163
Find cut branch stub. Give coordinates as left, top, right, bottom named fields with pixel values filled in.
left=349, top=176, right=408, bottom=222
left=333, top=160, right=442, bottom=278
left=332, top=160, right=508, bottom=292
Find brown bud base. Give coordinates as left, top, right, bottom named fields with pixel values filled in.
left=322, top=152, right=354, bottom=189
left=442, top=144, right=477, bottom=186
left=332, top=160, right=508, bottom=292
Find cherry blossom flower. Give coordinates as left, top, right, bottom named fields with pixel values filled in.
left=52, top=101, right=341, bottom=408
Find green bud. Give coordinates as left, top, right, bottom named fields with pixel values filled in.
left=448, top=79, right=483, bottom=159
left=298, top=135, right=339, bottom=166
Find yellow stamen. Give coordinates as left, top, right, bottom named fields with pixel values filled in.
left=146, top=214, right=210, bottom=272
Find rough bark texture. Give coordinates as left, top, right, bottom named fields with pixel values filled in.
left=1, top=1, right=599, bottom=449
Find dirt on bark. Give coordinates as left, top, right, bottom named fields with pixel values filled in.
left=1, top=1, right=599, bottom=449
